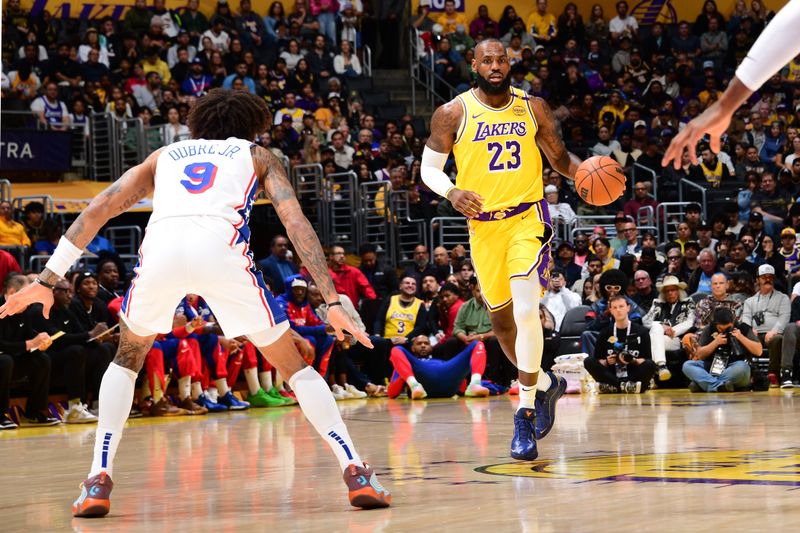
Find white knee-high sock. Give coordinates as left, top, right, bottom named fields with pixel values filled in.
left=289, top=366, right=361, bottom=471
left=215, top=378, right=230, bottom=396
left=178, top=376, right=191, bottom=400
left=259, top=370, right=273, bottom=391
left=191, top=381, right=203, bottom=401
left=510, top=276, right=545, bottom=367
left=244, top=367, right=260, bottom=395
left=89, top=363, right=137, bottom=478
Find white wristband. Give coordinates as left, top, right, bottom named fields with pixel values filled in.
left=420, top=146, right=455, bottom=199
left=45, top=236, right=84, bottom=277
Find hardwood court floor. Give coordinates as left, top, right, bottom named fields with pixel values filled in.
left=3, top=390, right=800, bottom=532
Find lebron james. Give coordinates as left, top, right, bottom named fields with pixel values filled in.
left=421, top=39, right=584, bottom=460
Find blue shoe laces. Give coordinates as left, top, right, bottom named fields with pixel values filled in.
left=514, top=413, right=533, bottom=441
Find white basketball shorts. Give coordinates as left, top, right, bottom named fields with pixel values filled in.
left=118, top=216, right=289, bottom=346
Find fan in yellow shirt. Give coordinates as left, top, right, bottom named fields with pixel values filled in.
left=435, top=0, right=468, bottom=34
left=527, top=0, right=557, bottom=43
left=0, top=201, right=32, bottom=247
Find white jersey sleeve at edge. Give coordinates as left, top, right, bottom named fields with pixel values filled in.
left=735, top=0, right=800, bottom=91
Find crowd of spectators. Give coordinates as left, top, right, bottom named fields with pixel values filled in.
left=6, top=0, right=800, bottom=429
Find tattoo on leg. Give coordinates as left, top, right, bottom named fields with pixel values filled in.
left=113, top=323, right=155, bottom=372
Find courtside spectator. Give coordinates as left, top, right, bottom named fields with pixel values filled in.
left=323, top=245, right=376, bottom=305
left=375, top=275, right=428, bottom=346
left=20, top=201, right=48, bottom=244
left=403, top=243, right=438, bottom=292
left=258, top=235, right=299, bottom=295
left=277, top=275, right=336, bottom=379
left=741, top=265, right=790, bottom=382
left=95, top=257, right=123, bottom=305
left=683, top=308, right=761, bottom=392
left=553, top=242, right=582, bottom=287
left=388, top=335, right=489, bottom=399
left=0, top=250, right=21, bottom=287
left=688, top=250, right=721, bottom=294
left=32, top=278, right=115, bottom=423
left=582, top=269, right=644, bottom=355
left=0, top=201, right=31, bottom=248
left=642, top=276, right=696, bottom=382
left=631, top=269, right=657, bottom=311
left=584, top=294, right=654, bottom=393
left=0, top=274, right=59, bottom=428
left=358, top=243, right=398, bottom=299
left=541, top=270, right=581, bottom=331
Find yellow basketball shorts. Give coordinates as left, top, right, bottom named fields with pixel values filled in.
left=468, top=200, right=553, bottom=311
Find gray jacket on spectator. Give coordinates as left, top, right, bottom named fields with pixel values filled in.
left=740, top=290, right=790, bottom=334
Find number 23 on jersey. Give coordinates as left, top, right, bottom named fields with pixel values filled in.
left=487, top=141, right=521, bottom=172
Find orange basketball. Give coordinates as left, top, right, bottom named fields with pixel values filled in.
left=573, top=156, right=627, bottom=206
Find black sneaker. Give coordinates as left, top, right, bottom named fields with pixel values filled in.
left=780, top=368, right=794, bottom=389
left=0, top=413, right=18, bottom=430
left=19, top=412, right=61, bottom=427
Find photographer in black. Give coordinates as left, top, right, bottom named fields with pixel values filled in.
left=584, top=295, right=656, bottom=394
left=682, top=307, right=762, bottom=392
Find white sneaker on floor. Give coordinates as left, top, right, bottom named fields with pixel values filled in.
left=65, top=403, right=98, bottom=424
left=345, top=384, right=368, bottom=399
left=331, top=384, right=347, bottom=400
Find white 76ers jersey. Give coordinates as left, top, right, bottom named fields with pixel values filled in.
left=149, top=137, right=258, bottom=246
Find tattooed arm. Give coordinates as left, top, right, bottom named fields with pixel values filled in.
left=423, top=99, right=485, bottom=218
left=253, top=145, right=373, bottom=347
left=252, top=145, right=339, bottom=304
left=0, top=150, right=158, bottom=319
left=37, top=150, right=159, bottom=286
left=531, top=97, right=582, bottom=181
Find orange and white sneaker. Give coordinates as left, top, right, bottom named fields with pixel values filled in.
left=343, top=462, right=391, bottom=509
left=72, top=472, right=113, bottom=517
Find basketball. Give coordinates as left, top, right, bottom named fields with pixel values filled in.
left=574, top=156, right=627, bottom=206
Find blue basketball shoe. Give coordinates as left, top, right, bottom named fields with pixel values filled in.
left=534, top=372, right=567, bottom=440
left=196, top=393, right=228, bottom=413
left=218, top=391, right=250, bottom=410
left=510, top=408, right=538, bottom=460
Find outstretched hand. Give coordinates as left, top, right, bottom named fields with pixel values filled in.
left=327, top=305, right=373, bottom=348
left=0, top=282, right=54, bottom=319
left=662, top=100, right=733, bottom=169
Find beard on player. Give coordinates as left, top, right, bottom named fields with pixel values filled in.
left=476, top=70, right=512, bottom=96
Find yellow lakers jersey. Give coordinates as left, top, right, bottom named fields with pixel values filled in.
left=383, top=295, right=422, bottom=338
left=452, top=87, right=543, bottom=211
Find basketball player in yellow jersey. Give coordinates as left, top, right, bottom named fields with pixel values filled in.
left=421, top=39, right=584, bottom=461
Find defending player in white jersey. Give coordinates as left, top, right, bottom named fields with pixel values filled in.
left=663, top=0, right=800, bottom=167
left=0, top=89, right=391, bottom=516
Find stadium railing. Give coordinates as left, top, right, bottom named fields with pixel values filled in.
left=631, top=163, right=658, bottom=202
left=678, top=178, right=708, bottom=218
left=104, top=225, right=143, bottom=256
left=656, top=202, right=689, bottom=243
left=324, top=171, right=359, bottom=249
left=0, top=180, right=11, bottom=202
left=390, top=190, right=428, bottom=265
left=429, top=216, right=469, bottom=255
left=291, top=163, right=326, bottom=240
left=409, top=28, right=457, bottom=115
left=363, top=44, right=373, bottom=77
left=357, top=180, right=395, bottom=264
